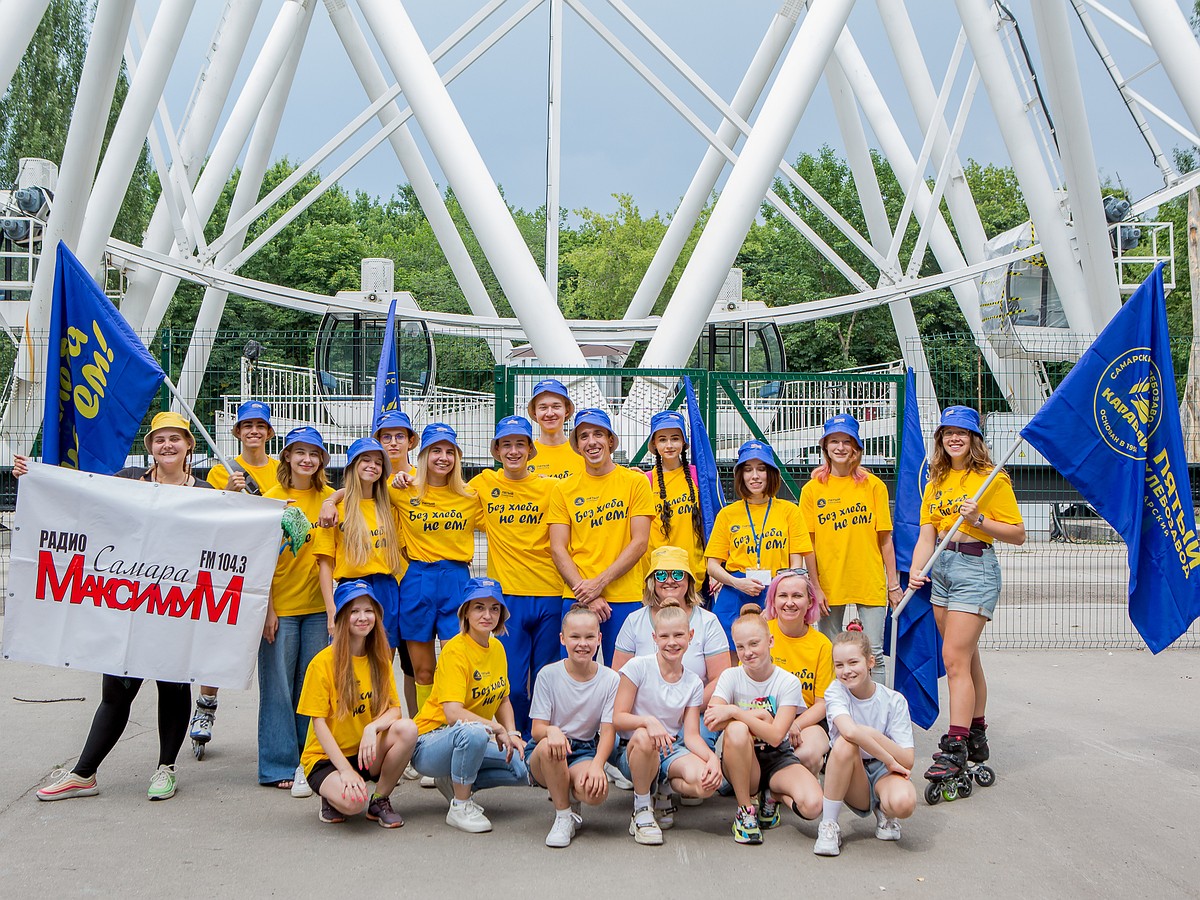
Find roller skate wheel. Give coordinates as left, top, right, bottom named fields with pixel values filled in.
left=924, top=782, right=943, bottom=805
left=957, top=776, right=973, bottom=798
left=942, top=781, right=959, bottom=801
left=974, top=765, right=996, bottom=787
left=193, top=740, right=205, bottom=761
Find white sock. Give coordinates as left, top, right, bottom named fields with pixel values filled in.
left=822, top=799, right=843, bottom=823
left=633, top=792, right=651, bottom=811
left=555, top=806, right=574, bottom=819
left=451, top=797, right=468, bottom=809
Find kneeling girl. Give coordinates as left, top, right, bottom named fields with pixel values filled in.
left=297, top=580, right=417, bottom=828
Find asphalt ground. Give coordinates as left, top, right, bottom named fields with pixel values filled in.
left=1, top=618, right=1197, bottom=899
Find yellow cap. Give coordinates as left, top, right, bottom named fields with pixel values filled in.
left=144, top=411, right=194, bottom=451
left=647, top=545, right=690, bottom=576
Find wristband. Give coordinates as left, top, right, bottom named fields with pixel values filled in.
left=508, top=730, right=521, bottom=737
left=975, top=513, right=985, bottom=527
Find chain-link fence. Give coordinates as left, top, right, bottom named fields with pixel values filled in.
left=2, top=327, right=1198, bottom=650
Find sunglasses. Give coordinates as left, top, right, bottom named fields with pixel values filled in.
left=653, top=570, right=688, bottom=583
left=775, top=567, right=808, bottom=578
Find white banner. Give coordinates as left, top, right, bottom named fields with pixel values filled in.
left=2, top=463, right=285, bottom=689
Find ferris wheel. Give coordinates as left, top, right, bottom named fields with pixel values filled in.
left=1, top=0, right=1198, bottom=460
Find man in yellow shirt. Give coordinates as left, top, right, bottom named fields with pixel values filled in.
left=527, top=378, right=582, bottom=480
left=548, top=408, right=655, bottom=666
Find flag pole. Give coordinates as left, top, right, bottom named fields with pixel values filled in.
left=161, top=375, right=237, bottom=478
left=886, top=437, right=1025, bottom=689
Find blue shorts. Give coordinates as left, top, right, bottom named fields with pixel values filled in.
left=930, top=545, right=1002, bottom=620
left=525, top=735, right=600, bottom=784
left=398, top=559, right=470, bottom=643
left=712, top=573, right=763, bottom=643
left=609, top=735, right=692, bottom=787
left=845, top=755, right=891, bottom=817
left=341, top=573, right=401, bottom=650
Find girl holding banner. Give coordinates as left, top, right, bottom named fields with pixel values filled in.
left=801, top=414, right=900, bottom=683
left=909, top=407, right=1025, bottom=784
left=644, top=411, right=706, bottom=588
left=29, top=412, right=214, bottom=803
left=705, top=440, right=815, bottom=646
left=258, top=427, right=334, bottom=796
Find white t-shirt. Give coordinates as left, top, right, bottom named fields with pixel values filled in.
left=824, top=679, right=914, bottom=760
left=529, top=660, right=620, bottom=742
left=614, top=605, right=729, bottom=682
left=712, top=665, right=805, bottom=750
left=618, top=654, right=705, bottom=739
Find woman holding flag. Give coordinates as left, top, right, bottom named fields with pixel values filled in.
left=909, top=406, right=1024, bottom=784
left=27, top=412, right=215, bottom=803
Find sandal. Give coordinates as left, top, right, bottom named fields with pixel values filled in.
left=265, top=780, right=294, bottom=790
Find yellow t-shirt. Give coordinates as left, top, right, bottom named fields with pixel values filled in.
left=312, top=499, right=404, bottom=581
left=767, top=619, right=833, bottom=710
left=414, top=633, right=509, bottom=734
left=704, top=498, right=812, bottom=575
left=547, top=466, right=657, bottom=604
left=385, top=463, right=418, bottom=508
left=264, top=483, right=335, bottom=617
left=920, top=468, right=1023, bottom=544
left=644, top=465, right=706, bottom=583
left=206, top=455, right=280, bottom=493
left=800, top=473, right=893, bottom=608
left=469, top=469, right=562, bottom=596
left=396, top=484, right=479, bottom=563
left=529, top=440, right=582, bottom=481
left=298, top=646, right=400, bottom=775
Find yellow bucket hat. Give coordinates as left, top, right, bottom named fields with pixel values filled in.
left=647, top=545, right=690, bottom=578
left=144, top=411, right=195, bottom=452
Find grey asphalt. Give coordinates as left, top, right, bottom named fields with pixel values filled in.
left=1, top=619, right=1197, bottom=898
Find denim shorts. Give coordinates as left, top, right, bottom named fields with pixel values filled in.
left=845, top=755, right=890, bottom=818
left=930, top=545, right=1002, bottom=620
left=525, top=735, right=600, bottom=784
left=609, top=735, right=691, bottom=786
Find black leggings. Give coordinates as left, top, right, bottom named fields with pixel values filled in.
left=74, top=675, right=192, bottom=778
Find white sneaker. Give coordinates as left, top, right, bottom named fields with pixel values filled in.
left=814, top=819, right=842, bottom=856
left=446, top=798, right=492, bottom=833
left=874, top=808, right=902, bottom=841
left=679, top=793, right=703, bottom=807
left=605, top=762, right=633, bottom=790
left=653, top=791, right=675, bottom=830
left=545, top=811, right=582, bottom=848
left=290, top=765, right=312, bottom=798
left=629, top=807, right=663, bottom=845
left=420, top=775, right=437, bottom=789
left=402, top=763, right=421, bottom=781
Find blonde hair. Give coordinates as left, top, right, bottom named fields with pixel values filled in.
left=732, top=603, right=770, bottom=638
left=651, top=604, right=690, bottom=632
left=832, top=629, right=873, bottom=664
left=414, top=442, right=472, bottom=499
left=639, top=575, right=702, bottom=612
left=342, top=452, right=403, bottom=571
left=929, top=427, right=995, bottom=485
left=811, top=439, right=868, bottom=485
left=276, top=443, right=327, bottom=491
left=331, top=597, right=393, bottom=721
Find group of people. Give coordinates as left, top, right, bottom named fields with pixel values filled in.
left=23, top=377, right=1025, bottom=855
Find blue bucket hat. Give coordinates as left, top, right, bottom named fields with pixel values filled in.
left=234, top=400, right=274, bottom=437
left=735, top=439, right=778, bottom=471
left=526, top=378, right=575, bottom=418
left=283, top=426, right=329, bottom=464
left=492, top=415, right=537, bottom=459
left=570, top=407, right=617, bottom=451
left=347, top=436, right=387, bottom=468
left=938, top=405, right=983, bottom=436
left=649, top=410, right=688, bottom=447
left=333, top=578, right=378, bottom=617
left=420, top=422, right=460, bottom=453
left=821, top=413, right=862, bottom=449
left=456, top=576, right=510, bottom=632
left=373, top=409, right=415, bottom=440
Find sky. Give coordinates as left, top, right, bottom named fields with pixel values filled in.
left=145, top=0, right=1193, bottom=228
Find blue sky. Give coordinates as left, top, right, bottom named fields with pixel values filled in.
left=152, top=1, right=1192, bottom=224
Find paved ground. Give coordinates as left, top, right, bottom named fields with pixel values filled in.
left=2, top=618, right=1197, bottom=899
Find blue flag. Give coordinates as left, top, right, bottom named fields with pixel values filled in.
left=1021, top=263, right=1200, bottom=652
left=372, top=298, right=401, bottom=428
left=886, top=367, right=943, bottom=729
left=683, top=376, right=724, bottom=542
left=42, top=241, right=165, bottom=474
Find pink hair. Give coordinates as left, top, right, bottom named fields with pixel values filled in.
left=763, top=571, right=819, bottom=626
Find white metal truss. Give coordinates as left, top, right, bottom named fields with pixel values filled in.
left=4, top=0, right=1200, bottom=460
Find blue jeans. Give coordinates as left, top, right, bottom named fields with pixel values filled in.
left=499, top=594, right=561, bottom=738
left=257, top=612, right=328, bottom=784
left=412, top=721, right=529, bottom=790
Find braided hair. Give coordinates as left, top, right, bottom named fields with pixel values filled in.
left=653, top=447, right=704, bottom=544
